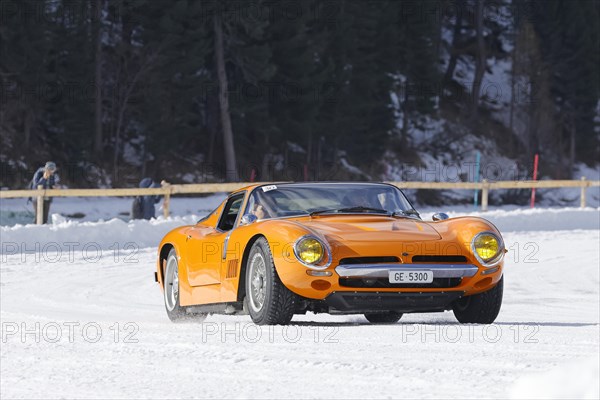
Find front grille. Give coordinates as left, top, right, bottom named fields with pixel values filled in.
left=339, top=277, right=462, bottom=289
left=339, top=256, right=399, bottom=265
left=412, top=255, right=467, bottom=263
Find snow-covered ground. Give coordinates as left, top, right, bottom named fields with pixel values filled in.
left=1, top=206, right=598, bottom=399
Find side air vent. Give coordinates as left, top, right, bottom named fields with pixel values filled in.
left=226, top=259, right=239, bottom=279
left=339, top=256, right=400, bottom=265
left=412, top=255, right=467, bottom=263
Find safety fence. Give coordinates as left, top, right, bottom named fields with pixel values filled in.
left=0, top=179, right=597, bottom=224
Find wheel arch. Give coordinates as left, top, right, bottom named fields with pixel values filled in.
left=158, top=243, right=175, bottom=287
left=237, top=233, right=266, bottom=302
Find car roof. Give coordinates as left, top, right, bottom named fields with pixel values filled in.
left=230, top=181, right=392, bottom=195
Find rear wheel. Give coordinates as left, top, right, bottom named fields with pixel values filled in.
left=246, top=238, right=296, bottom=325
left=364, top=311, right=403, bottom=324
left=163, top=249, right=206, bottom=323
left=453, top=276, right=503, bottom=324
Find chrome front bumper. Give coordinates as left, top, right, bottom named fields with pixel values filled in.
left=335, top=263, right=479, bottom=279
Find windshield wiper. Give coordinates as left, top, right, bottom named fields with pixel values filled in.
left=310, top=206, right=391, bottom=216
left=392, top=209, right=421, bottom=218
left=339, top=206, right=391, bottom=214
left=309, top=208, right=340, bottom=216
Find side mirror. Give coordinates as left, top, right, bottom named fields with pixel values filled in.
left=240, top=214, right=257, bottom=225
left=432, top=212, right=449, bottom=221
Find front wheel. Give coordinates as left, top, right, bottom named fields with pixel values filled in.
left=163, top=249, right=206, bottom=323
left=245, top=238, right=296, bottom=325
left=453, top=276, right=503, bottom=324
left=364, top=311, right=403, bottom=324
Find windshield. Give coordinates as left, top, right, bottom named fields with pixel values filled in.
left=244, top=183, right=416, bottom=220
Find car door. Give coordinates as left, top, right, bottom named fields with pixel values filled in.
left=185, top=193, right=246, bottom=288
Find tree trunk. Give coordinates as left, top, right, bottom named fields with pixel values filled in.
left=557, top=115, right=564, bottom=178
left=528, top=94, right=538, bottom=159
left=112, top=99, right=126, bottom=184
left=471, top=0, right=486, bottom=119
left=569, top=119, right=575, bottom=176
left=206, top=91, right=219, bottom=165
left=141, top=139, right=147, bottom=178
left=509, top=20, right=518, bottom=154
left=214, top=13, right=238, bottom=182
left=93, top=0, right=103, bottom=154
left=401, top=79, right=410, bottom=145
left=317, top=136, right=323, bottom=180
left=306, top=131, right=313, bottom=166
left=24, top=110, right=33, bottom=148
left=444, top=1, right=463, bottom=84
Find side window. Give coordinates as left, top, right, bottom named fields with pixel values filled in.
left=217, top=193, right=245, bottom=231
left=244, top=191, right=273, bottom=220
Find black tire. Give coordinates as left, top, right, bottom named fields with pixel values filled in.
left=245, top=237, right=296, bottom=325
left=364, top=312, right=403, bottom=324
left=453, top=276, right=503, bottom=324
left=163, top=249, right=207, bottom=323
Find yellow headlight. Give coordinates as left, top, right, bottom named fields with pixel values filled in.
left=473, top=233, right=500, bottom=261
left=295, top=237, right=324, bottom=265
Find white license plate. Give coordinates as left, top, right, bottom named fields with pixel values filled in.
left=389, top=270, right=434, bottom=284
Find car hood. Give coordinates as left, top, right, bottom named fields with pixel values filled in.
left=296, top=216, right=442, bottom=242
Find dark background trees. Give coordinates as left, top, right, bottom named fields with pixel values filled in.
left=1, top=0, right=598, bottom=188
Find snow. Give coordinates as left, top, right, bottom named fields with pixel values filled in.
left=510, top=356, right=600, bottom=399
left=338, top=152, right=372, bottom=180
left=540, top=163, right=600, bottom=207
left=0, top=194, right=227, bottom=227
left=485, top=57, right=513, bottom=125
left=1, top=204, right=598, bottom=398
left=287, top=141, right=307, bottom=154
left=122, top=135, right=149, bottom=167
left=419, top=206, right=600, bottom=232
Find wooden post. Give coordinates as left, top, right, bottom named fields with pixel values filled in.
left=481, top=179, right=489, bottom=212
left=36, top=185, right=44, bottom=225
left=161, top=181, right=171, bottom=218
left=580, top=176, right=587, bottom=208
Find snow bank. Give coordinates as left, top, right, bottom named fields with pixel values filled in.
left=0, top=215, right=200, bottom=252
left=510, top=357, right=600, bottom=399
left=0, top=194, right=226, bottom=226
left=420, top=207, right=600, bottom=232
left=1, top=207, right=598, bottom=252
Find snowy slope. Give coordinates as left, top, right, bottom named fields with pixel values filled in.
left=1, top=208, right=599, bottom=399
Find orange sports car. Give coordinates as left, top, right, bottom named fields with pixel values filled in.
left=156, top=182, right=504, bottom=325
